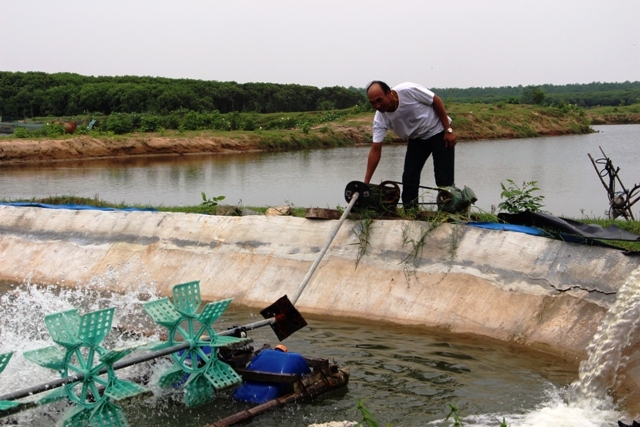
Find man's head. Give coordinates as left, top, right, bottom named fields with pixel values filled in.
left=366, top=81, right=396, bottom=113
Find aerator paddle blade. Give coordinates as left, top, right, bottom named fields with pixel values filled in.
left=260, top=295, right=307, bottom=341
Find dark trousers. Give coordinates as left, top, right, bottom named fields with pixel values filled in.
left=402, top=131, right=455, bottom=209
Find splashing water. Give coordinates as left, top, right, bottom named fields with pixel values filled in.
left=0, top=267, right=167, bottom=426
left=428, top=267, right=640, bottom=427
left=514, top=265, right=640, bottom=427
left=566, top=266, right=640, bottom=412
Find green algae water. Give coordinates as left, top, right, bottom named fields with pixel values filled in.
left=1, top=277, right=625, bottom=427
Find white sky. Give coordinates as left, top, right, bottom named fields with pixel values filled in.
left=1, top=0, right=639, bottom=89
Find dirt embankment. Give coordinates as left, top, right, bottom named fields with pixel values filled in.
left=0, top=107, right=595, bottom=164
left=0, top=134, right=266, bottom=164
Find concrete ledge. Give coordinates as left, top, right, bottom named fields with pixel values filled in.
left=0, top=205, right=639, bottom=412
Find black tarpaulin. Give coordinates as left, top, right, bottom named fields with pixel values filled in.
left=498, top=210, right=640, bottom=241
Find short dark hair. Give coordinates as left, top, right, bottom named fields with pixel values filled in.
left=366, top=80, right=391, bottom=95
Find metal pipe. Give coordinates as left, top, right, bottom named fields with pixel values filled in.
left=290, top=191, right=359, bottom=305
left=0, top=318, right=277, bottom=403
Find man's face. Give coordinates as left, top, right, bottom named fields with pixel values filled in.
left=367, top=84, right=395, bottom=113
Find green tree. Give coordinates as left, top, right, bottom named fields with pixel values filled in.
left=521, top=86, right=546, bottom=105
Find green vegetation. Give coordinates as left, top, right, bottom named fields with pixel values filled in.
left=200, top=192, right=225, bottom=208
left=434, top=81, right=640, bottom=108
left=444, top=102, right=592, bottom=141
left=352, top=399, right=392, bottom=427
left=499, top=180, right=546, bottom=213
left=2, top=103, right=595, bottom=151
left=585, top=104, right=640, bottom=125
left=0, top=71, right=365, bottom=118
left=2, top=71, right=638, bottom=126
left=351, top=400, right=510, bottom=427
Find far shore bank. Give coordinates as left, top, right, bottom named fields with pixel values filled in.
left=0, top=104, right=592, bottom=165
left=3, top=104, right=634, bottom=165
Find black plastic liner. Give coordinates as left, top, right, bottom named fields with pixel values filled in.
left=498, top=211, right=640, bottom=241
left=498, top=210, right=639, bottom=255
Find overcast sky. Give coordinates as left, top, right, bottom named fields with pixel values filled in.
left=2, top=0, right=638, bottom=90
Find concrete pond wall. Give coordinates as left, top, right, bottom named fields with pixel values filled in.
left=0, top=205, right=639, bottom=414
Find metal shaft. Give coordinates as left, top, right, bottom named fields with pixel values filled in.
left=291, top=192, right=359, bottom=305
left=0, top=318, right=276, bottom=403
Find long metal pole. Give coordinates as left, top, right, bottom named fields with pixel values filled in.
left=291, top=192, right=359, bottom=305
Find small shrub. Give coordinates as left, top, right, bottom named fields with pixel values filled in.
left=182, top=110, right=202, bottom=130
left=140, top=115, right=161, bottom=132
left=201, top=192, right=225, bottom=207
left=228, top=112, right=244, bottom=131
left=74, top=125, right=89, bottom=135
left=498, top=179, right=545, bottom=213
left=106, top=113, right=134, bottom=134
left=13, top=127, right=31, bottom=138
left=42, top=123, right=66, bottom=137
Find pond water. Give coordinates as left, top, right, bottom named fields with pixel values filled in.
left=0, top=279, right=623, bottom=427
left=1, top=124, right=639, bottom=218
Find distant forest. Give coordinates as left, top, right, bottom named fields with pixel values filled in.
left=351, top=81, right=640, bottom=108
left=1, top=71, right=639, bottom=119
left=431, top=81, right=640, bottom=107
left=0, top=72, right=365, bottom=119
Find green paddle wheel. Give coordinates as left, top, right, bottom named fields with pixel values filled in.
left=143, top=281, right=245, bottom=407
left=22, top=308, right=149, bottom=427
left=0, top=352, right=20, bottom=411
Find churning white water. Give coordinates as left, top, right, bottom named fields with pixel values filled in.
left=0, top=267, right=167, bottom=426
left=458, top=266, right=640, bottom=427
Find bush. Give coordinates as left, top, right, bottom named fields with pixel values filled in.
left=106, top=113, right=134, bottom=134
left=182, top=110, right=203, bottom=130
left=74, top=125, right=89, bottom=135
left=140, top=115, right=162, bottom=132
left=499, top=179, right=545, bottom=213
left=42, top=123, right=66, bottom=137
left=228, top=111, right=243, bottom=131
left=13, top=127, right=31, bottom=138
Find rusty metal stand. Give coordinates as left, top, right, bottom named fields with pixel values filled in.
left=588, top=146, right=640, bottom=220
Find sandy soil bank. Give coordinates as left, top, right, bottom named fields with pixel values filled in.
left=0, top=134, right=266, bottom=164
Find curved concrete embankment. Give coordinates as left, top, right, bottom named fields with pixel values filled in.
left=0, top=205, right=639, bottom=411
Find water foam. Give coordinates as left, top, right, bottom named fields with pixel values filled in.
left=0, top=267, right=167, bottom=425
left=427, top=266, right=640, bottom=427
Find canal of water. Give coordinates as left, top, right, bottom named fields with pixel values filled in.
left=1, top=125, right=639, bottom=218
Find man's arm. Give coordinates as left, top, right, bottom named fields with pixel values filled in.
left=364, top=143, right=382, bottom=184
left=432, top=95, right=457, bottom=148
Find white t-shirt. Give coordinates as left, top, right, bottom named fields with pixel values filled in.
left=372, top=82, right=450, bottom=143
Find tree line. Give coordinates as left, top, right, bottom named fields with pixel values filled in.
left=432, top=81, right=640, bottom=107
left=0, top=72, right=366, bottom=119
left=1, top=71, right=639, bottom=120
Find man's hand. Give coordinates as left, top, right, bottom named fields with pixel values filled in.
left=433, top=95, right=457, bottom=149
left=444, top=131, right=457, bottom=148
